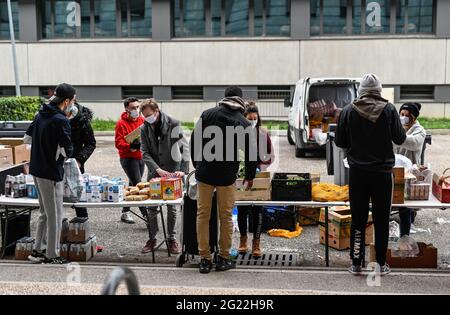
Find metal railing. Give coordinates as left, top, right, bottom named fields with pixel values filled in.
left=101, top=267, right=140, bottom=295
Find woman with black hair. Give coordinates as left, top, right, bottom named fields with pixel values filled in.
left=237, top=102, right=274, bottom=258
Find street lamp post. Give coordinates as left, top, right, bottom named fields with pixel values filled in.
left=7, top=0, right=21, bottom=97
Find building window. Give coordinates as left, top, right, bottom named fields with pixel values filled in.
left=257, top=86, right=291, bottom=100
left=122, top=86, right=153, bottom=99
left=311, top=0, right=435, bottom=36
left=400, top=85, right=434, bottom=100
left=396, top=0, right=434, bottom=34
left=0, top=0, right=19, bottom=40
left=172, top=86, right=203, bottom=100
left=0, top=86, right=16, bottom=97
left=39, top=86, right=55, bottom=99
left=41, top=0, right=152, bottom=39
left=173, top=0, right=290, bottom=37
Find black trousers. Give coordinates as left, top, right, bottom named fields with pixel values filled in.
left=119, top=158, right=150, bottom=236
left=349, top=167, right=393, bottom=267
left=237, top=206, right=263, bottom=240
left=75, top=207, right=88, bottom=218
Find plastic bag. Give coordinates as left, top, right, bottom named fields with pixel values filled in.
left=391, top=235, right=420, bottom=258
left=312, top=183, right=349, bottom=202
left=267, top=223, right=303, bottom=239
left=395, top=154, right=412, bottom=170
left=63, top=158, right=84, bottom=203
left=389, top=221, right=400, bottom=241
left=312, top=129, right=328, bottom=146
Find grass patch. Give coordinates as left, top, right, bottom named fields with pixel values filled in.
left=91, top=118, right=449, bottom=132
left=419, top=118, right=450, bottom=130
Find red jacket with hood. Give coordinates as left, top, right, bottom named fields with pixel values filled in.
left=115, top=112, right=145, bottom=160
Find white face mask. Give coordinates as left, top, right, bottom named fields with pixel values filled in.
left=400, top=116, right=410, bottom=126
left=146, top=112, right=158, bottom=124
left=129, top=109, right=139, bottom=119
left=65, top=104, right=78, bottom=120
left=250, top=120, right=258, bottom=128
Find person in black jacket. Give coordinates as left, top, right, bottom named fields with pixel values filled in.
left=190, top=86, right=258, bottom=274
left=335, top=74, right=406, bottom=276
left=66, top=100, right=97, bottom=218
left=26, top=83, right=75, bottom=264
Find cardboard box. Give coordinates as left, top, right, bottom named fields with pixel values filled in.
left=297, top=207, right=321, bottom=226
left=150, top=178, right=163, bottom=199
left=68, top=217, right=91, bottom=243
left=0, top=146, right=13, bottom=169
left=69, top=240, right=93, bottom=262
left=432, top=173, right=450, bottom=203
left=60, top=243, right=70, bottom=260
left=60, top=218, right=69, bottom=243
left=10, top=144, right=30, bottom=164
left=161, top=177, right=183, bottom=200
left=369, top=242, right=437, bottom=268
left=236, top=172, right=271, bottom=201
left=0, top=138, right=25, bottom=146
left=392, top=167, right=405, bottom=204
left=15, top=237, right=34, bottom=260
left=319, top=207, right=374, bottom=250
left=125, top=127, right=141, bottom=144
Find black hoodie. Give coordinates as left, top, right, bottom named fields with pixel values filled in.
left=70, top=103, right=96, bottom=174
left=26, top=103, right=73, bottom=182
left=335, top=95, right=406, bottom=173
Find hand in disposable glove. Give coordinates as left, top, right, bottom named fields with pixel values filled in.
left=157, top=168, right=172, bottom=178
left=130, top=140, right=141, bottom=151
left=174, top=171, right=185, bottom=178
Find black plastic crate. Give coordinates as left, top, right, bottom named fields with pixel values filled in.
left=271, top=173, right=312, bottom=201
left=262, top=206, right=297, bottom=232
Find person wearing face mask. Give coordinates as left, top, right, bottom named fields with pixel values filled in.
left=115, top=97, right=146, bottom=224
left=66, top=99, right=96, bottom=218
left=25, top=83, right=74, bottom=264
left=394, top=102, right=426, bottom=236
left=335, top=74, right=406, bottom=276
left=139, top=99, right=189, bottom=254
left=237, top=102, right=274, bottom=258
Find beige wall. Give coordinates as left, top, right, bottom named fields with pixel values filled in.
left=0, top=38, right=448, bottom=86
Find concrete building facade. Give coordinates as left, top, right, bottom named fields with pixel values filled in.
left=1, top=0, right=450, bottom=121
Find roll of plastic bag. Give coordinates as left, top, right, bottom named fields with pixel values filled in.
left=63, top=158, right=84, bottom=203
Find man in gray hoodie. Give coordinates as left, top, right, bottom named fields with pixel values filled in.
left=335, top=74, right=406, bottom=276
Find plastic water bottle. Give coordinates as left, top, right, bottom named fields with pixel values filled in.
left=232, top=207, right=239, bottom=233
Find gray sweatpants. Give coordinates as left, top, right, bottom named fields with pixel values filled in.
left=147, top=205, right=177, bottom=241
left=33, top=177, right=64, bottom=259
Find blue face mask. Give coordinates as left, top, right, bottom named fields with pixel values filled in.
left=145, top=112, right=158, bottom=124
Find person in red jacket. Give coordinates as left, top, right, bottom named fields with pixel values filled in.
left=115, top=97, right=146, bottom=224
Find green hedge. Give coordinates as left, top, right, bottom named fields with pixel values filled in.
left=0, top=96, right=43, bottom=121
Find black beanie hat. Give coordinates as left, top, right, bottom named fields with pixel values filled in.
left=224, top=85, right=243, bottom=98
left=400, top=102, right=421, bottom=119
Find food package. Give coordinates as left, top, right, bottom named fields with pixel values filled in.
left=63, top=158, right=84, bottom=203
left=108, top=184, right=124, bottom=202
left=137, top=182, right=150, bottom=190
left=139, top=188, right=150, bottom=196
left=125, top=194, right=148, bottom=201
left=312, top=183, right=349, bottom=202
left=150, top=178, right=163, bottom=200
left=161, top=177, right=183, bottom=200
left=68, top=217, right=90, bottom=243
left=126, top=186, right=140, bottom=196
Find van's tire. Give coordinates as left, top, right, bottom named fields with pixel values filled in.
left=295, top=147, right=306, bottom=158
left=287, top=125, right=295, bottom=145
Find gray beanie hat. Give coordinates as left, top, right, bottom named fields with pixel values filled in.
left=358, top=73, right=382, bottom=95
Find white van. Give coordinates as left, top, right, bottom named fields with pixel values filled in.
left=286, top=78, right=360, bottom=157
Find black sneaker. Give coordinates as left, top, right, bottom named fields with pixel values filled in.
left=348, top=265, right=363, bottom=276
left=215, top=256, right=236, bottom=272
left=43, top=257, right=68, bottom=264
left=28, top=250, right=46, bottom=263
left=379, top=264, right=391, bottom=276
left=199, top=258, right=213, bottom=274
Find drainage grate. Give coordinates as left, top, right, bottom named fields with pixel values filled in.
left=236, top=252, right=299, bottom=267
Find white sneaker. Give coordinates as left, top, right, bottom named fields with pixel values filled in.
left=121, top=212, right=135, bottom=224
